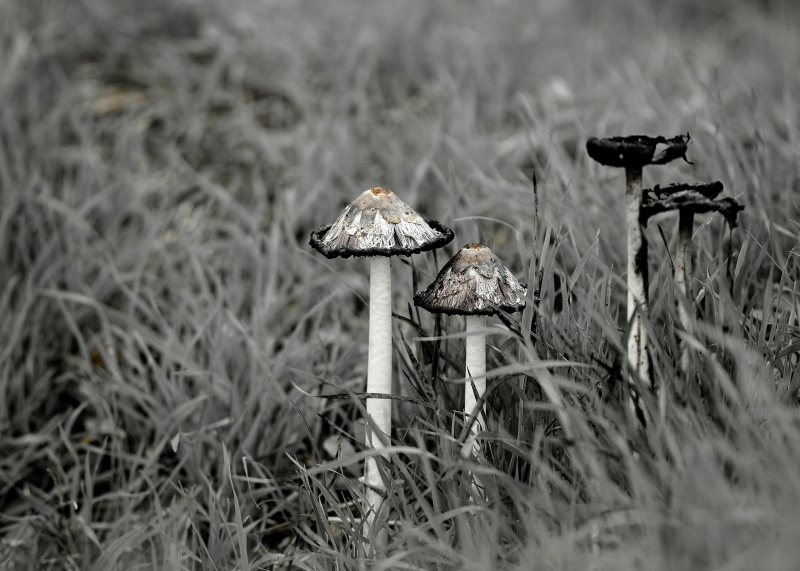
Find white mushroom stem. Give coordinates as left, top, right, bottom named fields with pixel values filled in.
left=464, top=314, right=487, bottom=448
left=364, top=256, right=391, bottom=547
left=625, top=168, right=651, bottom=413
left=674, top=210, right=694, bottom=375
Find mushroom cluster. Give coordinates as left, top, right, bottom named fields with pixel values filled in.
left=586, top=134, right=744, bottom=419
left=310, top=189, right=529, bottom=541
left=308, top=132, right=746, bottom=551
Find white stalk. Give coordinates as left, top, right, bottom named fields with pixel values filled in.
left=674, top=210, right=694, bottom=374
left=625, top=169, right=650, bottom=415
left=364, top=256, right=391, bottom=549
left=464, top=314, right=487, bottom=448
left=462, top=314, right=487, bottom=499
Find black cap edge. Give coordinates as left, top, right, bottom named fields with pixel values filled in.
left=413, top=281, right=528, bottom=316
left=413, top=295, right=527, bottom=316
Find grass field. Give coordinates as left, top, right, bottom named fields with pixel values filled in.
left=2, top=0, right=800, bottom=569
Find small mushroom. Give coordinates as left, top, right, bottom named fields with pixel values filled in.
left=586, top=134, right=690, bottom=422
left=310, top=187, right=453, bottom=542
left=413, top=244, right=526, bottom=454
left=641, top=181, right=744, bottom=374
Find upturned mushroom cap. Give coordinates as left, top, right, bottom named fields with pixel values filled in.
left=586, top=134, right=691, bottom=169
left=651, top=181, right=723, bottom=199
left=640, top=181, right=744, bottom=227
left=414, top=244, right=527, bottom=316
left=310, top=187, right=454, bottom=259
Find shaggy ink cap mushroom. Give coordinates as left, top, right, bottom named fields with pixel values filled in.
left=310, top=187, right=454, bottom=259
left=308, top=186, right=453, bottom=547
left=583, top=133, right=693, bottom=420
left=414, top=244, right=527, bottom=316
left=652, top=181, right=723, bottom=199
left=641, top=181, right=744, bottom=227
left=586, top=133, right=692, bottom=169
left=638, top=180, right=745, bottom=376
left=414, top=244, right=526, bottom=467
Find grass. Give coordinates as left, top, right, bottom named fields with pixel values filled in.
left=1, top=0, right=800, bottom=569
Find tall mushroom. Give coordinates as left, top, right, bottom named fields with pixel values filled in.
left=413, top=244, right=526, bottom=455
left=586, top=134, right=690, bottom=422
left=641, top=181, right=744, bottom=375
left=310, top=187, right=453, bottom=545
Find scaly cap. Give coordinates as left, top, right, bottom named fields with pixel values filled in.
left=414, top=244, right=527, bottom=316
left=309, top=187, right=454, bottom=259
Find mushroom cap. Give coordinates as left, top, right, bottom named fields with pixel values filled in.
left=414, top=244, right=527, bottom=316
left=651, top=181, right=723, bottom=198
left=309, top=187, right=454, bottom=259
left=586, top=134, right=691, bottom=169
left=640, top=181, right=744, bottom=227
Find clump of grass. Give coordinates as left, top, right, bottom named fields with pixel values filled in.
left=2, top=0, right=800, bottom=569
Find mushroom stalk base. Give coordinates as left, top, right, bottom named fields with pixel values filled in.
left=464, top=315, right=487, bottom=448
left=675, top=211, right=694, bottom=375
left=364, top=256, right=391, bottom=550
left=626, top=168, right=651, bottom=419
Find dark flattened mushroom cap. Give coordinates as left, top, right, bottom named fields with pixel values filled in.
left=651, top=181, right=723, bottom=199
left=310, top=187, right=454, bottom=259
left=586, top=134, right=691, bottom=169
left=414, top=244, right=527, bottom=316
left=641, top=181, right=744, bottom=227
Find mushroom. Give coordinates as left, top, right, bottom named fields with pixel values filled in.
left=641, top=181, right=744, bottom=374
left=310, top=187, right=453, bottom=543
left=586, top=134, right=690, bottom=422
left=413, top=244, right=526, bottom=454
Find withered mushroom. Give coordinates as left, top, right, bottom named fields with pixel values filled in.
left=586, top=134, right=691, bottom=422
left=641, top=181, right=744, bottom=373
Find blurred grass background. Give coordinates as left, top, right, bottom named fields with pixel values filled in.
left=1, top=0, right=800, bottom=569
